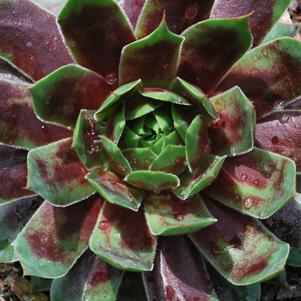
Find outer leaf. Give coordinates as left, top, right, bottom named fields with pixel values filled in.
left=27, top=138, right=95, bottom=206
left=0, top=196, right=42, bottom=262
left=262, top=22, right=298, bottom=44
left=0, top=0, right=72, bottom=81
left=0, top=80, right=70, bottom=149
left=173, top=154, right=226, bottom=200
left=144, top=192, right=216, bottom=236
left=263, top=194, right=301, bottom=267
left=190, top=200, right=289, bottom=285
left=89, top=202, right=157, bottom=272
left=209, top=87, right=255, bottom=156
left=255, top=111, right=301, bottom=172
left=119, top=19, right=184, bottom=88
left=58, top=0, right=135, bottom=82
left=86, top=167, right=143, bottom=211
left=125, top=170, right=180, bottom=192
left=0, top=58, right=30, bottom=83
left=0, top=145, right=33, bottom=204
left=218, top=38, right=301, bottom=119
left=205, top=148, right=296, bottom=219
left=117, top=0, right=145, bottom=28
left=30, top=64, right=111, bottom=128
left=16, top=196, right=103, bottom=278
left=33, top=0, right=67, bottom=15
left=51, top=250, right=124, bottom=301
left=143, top=236, right=218, bottom=301
left=178, top=17, right=252, bottom=93
left=210, top=0, right=291, bottom=45
left=135, top=0, right=214, bottom=37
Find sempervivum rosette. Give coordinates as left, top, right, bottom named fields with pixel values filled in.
left=0, top=0, right=301, bottom=300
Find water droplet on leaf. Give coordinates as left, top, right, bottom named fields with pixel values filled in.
left=105, top=73, right=117, bottom=85
left=99, top=220, right=109, bottom=230
left=241, top=174, right=248, bottom=181
left=243, top=197, right=253, bottom=209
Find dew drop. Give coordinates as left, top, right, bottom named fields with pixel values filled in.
left=26, top=41, right=33, bottom=48
left=105, top=73, right=117, bottom=85
left=176, top=214, right=184, bottom=221
left=243, top=197, right=253, bottom=209
left=271, top=136, right=279, bottom=145
left=253, top=179, right=259, bottom=186
left=114, top=232, right=121, bottom=240
left=99, top=220, right=109, bottom=230
left=163, top=63, right=169, bottom=70
left=241, top=174, right=248, bottom=181
left=41, top=124, right=49, bottom=134
left=279, top=115, right=290, bottom=124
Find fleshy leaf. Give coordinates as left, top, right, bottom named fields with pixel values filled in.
left=190, top=199, right=289, bottom=285
left=119, top=19, right=184, bottom=88
left=209, top=86, right=255, bottom=156
left=218, top=38, right=301, bottom=119
left=173, top=154, right=226, bottom=200
left=0, top=58, right=30, bottom=83
left=16, top=196, right=103, bottom=278
left=58, top=0, right=135, bottom=82
left=125, top=170, right=180, bottom=191
left=0, top=80, right=71, bottom=149
left=185, top=115, right=210, bottom=172
left=86, top=167, right=142, bottom=211
left=89, top=202, right=157, bottom=272
left=143, top=236, right=218, bottom=301
left=150, top=145, right=186, bottom=175
left=73, top=110, right=103, bottom=169
left=0, top=0, right=72, bottom=81
left=0, top=145, right=33, bottom=204
left=262, top=21, right=298, bottom=44
left=178, top=17, right=252, bottom=93
left=144, top=192, right=216, bottom=236
left=0, top=196, right=42, bottom=262
left=205, top=148, right=296, bottom=219
left=30, top=64, right=111, bottom=128
left=263, top=194, right=301, bottom=267
left=135, top=0, right=214, bottom=37
left=123, top=148, right=157, bottom=170
left=118, top=0, right=145, bottom=28
left=33, top=0, right=67, bottom=15
left=255, top=110, right=301, bottom=172
left=51, top=250, right=124, bottom=301
left=171, top=105, right=194, bottom=140
left=27, top=138, right=95, bottom=206
left=210, top=0, right=291, bottom=45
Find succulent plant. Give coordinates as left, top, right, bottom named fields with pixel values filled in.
left=0, top=0, right=301, bottom=300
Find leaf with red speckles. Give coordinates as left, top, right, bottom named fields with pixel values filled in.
left=125, top=170, right=180, bottom=191
left=0, top=145, right=34, bottom=204
left=32, top=0, right=67, bottom=15
left=0, top=0, right=72, bottom=81
left=263, top=194, right=301, bottom=267
left=118, top=0, right=145, bottom=28
left=86, top=167, right=143, bottom=211
left=255, top=111, right=301, bottom=172
left=218, top=38, right=301, bottom=119
left=51, top=250, right=124, bottom=301
left=30, top=64, right=111, bottom=128
left=150, top=145, right=186, bottom=175
left=123, top=148, right=157, bottom=170
left=210, top=0, right=291, bottom=46
left=205, top=148, right=296, bottom=219
left=135, top=0, right=214, bottom=38
left=15, top=195, right=103, bottom=278
left=189, top=199, right=289, bottom=285
left=119, top=19, right=184, bottom=88
left=143, top=236, right=218, bottom=301
left=27, top=138, right=95, bottom=206
left=73, top=110, right=104, bottom=169
left=0, top=80, right=71, bottom=149
left=178, top=17, right=252, bottom=94
left=173, top=154, right=226, bottom=200
left=0, top=196, right=42, bottom=262
left=58, top=0, right=135, bottom=82
left=144, top=193, right=216, bottom=236
left=89, top=202, right=157, bottom=272
left=209, top=87, right=255, bottom=157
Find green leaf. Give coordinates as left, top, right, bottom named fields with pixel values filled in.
left=123, top=147, right=157, bottom=170
left=27, top=138, right=95, bottom=206
left=178, top=16, right=252, bottom=93
left=0, top=0, right=72, bottom=81
left=86, top=167, right=142, bottom=211
left=218, top=38, right=301, bottom=119
left=205, top=148, right=296, bottom=219
left=125, top=170, right=180, bottom=192
left=173, top=154, right=226, bottom=200
left=144, top=193, right=216, bottom=236
left=58, top=0, right=135, bottom=80
left=190, top=200, right=289, bottom=285
left=89, top=202, right=157, bottom=272
left=209, top=86, right=255, bottom=156
left=51, top=250, right=124, bottom=301
left=171, top=105, right=194, bottom=140
left=15, top=196, right=103, bottom=278
left=30, top=64, right=111, bottom=128
left=119, top=19, right=184, bottom=88
left=262, top=21, right=298, bottom=44
left=150, top=145, right=186, bottom=175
